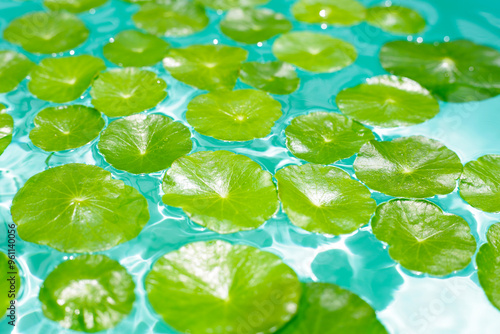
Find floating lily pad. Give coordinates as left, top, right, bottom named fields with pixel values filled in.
left=477, top=223, right=500, bottom=311
left=354, top=136, right=463, bottom=198
left=285, top=112, right=374, bottom=164
left=186, top=89, right=282, bottom=141
left=39, top=255, right=135, bottom=332
left=28, top=55, right=105, bottom=103
left=292, top=0, right=366, bottom=25
left=372, top=199, right=476, bottom=275
left=459, top=155, right=500, bottom=213
left=133, top=1, right=208, bottom=37
left=0, top=50, right=34, bottom=93
left=197, top=0, right=268, bottom=10
left=30, top=105, right=104, bottom=152
left=99, top=114, right=192, bottom=174
left=366, top=5, right=426, bottom=34
left=379, top=40, right=500, bottom=102
left=277, top=283, right=387, bottom=334
left=162, top=150, right=278, bottom=233
left=239, top=61, right=300, bottom=94
left=220, top=8, right=292, bottom=44
left=3, top=11, right=89, bottom=54
left=163, top=45, right=248, bottom=91
left=336, top=75, right=440, bottom=127
left=273, top=32, right=357, bottom=73
left=103, top=30, right=170, bottom=67
left=0, top=106, right=13, bottom=156
left=146, top=240, right=301, bottom=334
left=276, top=164, right=376, bottom=235
left=0, top=252, right=21, bottom=318
left=44, top=0, right=108, bottom=13
left=90, top=68, right=167, bottom=117
left=11, top=163, right=149, bottom=253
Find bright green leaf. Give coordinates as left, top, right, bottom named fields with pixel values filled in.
left=30, top=105, right=104, bottom=152
left=239, top=61, right=300, bottom=95
left=28, top=55, right=105, bottom=103
left=162, top=150, right=279, bottom=233
left=39, top=254, right=135, bottom=332
left=197, top=0, right=269, bottom=10
left=0, top=106, right=13, bottom=156
left=336, top=75, right=440, bottom=128
left=366, top=5, right=426, bottom=34
left=277, top=282, right=387, bottom=334
left=11, top=163, right=149, bottom=253
left=163, top=44, right=248, bottom=91
left=0, top=50, right=34, bottom=93
left=146, top=240, right=301, bottom=334
left=477, top=223, right=500, bottom=311
left=103, top=30, right=170, bottom=67
left=459, top=155, right=500, bottom=213
left=0, top=252, right=20, bottom=318
left=44, top=0, right=108, bottom=13
left=186, top=89, right=282, bottom=141
left=276, top=164, right=376, bottom=235
left=220, top=8, right=292, bottom=44
left=354, top=136, right=463, bottom=198
left=273, top=32, right=357, bottom=73
left=90, top=68, right=167, bottom=117
left=292, top=0, right=366, bottom=25
left=380, top=40, right=500, bottom=102
left=372, top=199, right=476, bottom=275
left=285, top=111, right=374, bottom=164
left=98, top=114, right=192, bottom=174
left=3, top=11, right=89, bottom=54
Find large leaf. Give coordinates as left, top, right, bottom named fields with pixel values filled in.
left=477, top=223, right=500, bottom=311
left=366, top=5, right=426, bottom=34
left=239, top=61, right=300, bottom=95
left=44, top=0, right=108, bottom=13
left=0, top=50, right=34, bottom=93
left=0, top=105, right=13, bottom=156
left=292, top=0, right=366, bottom=25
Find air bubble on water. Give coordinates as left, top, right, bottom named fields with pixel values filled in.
left=416, top=37, right=423, bottom=43
left=319, top=9, right=326, bottom=18
left=407, top=36, right=413, bottom=41
left=51, top=53, right=57, bottom=57
left=444, top=36, right=450, bottom=42
left=69, top=50, right=75, bottom=55
left=257, top=42, right=263, bottom=47
left=385, top=0, right=392, bottom=6
left=109, top=38, right=114, bottom=43
left=217, top=10, right=223, bottom=15
left=213, top=39, right=219, bottom=45
left=89, top=9, right=96, bottom=15
left=321, top=23, right=327, bottom=29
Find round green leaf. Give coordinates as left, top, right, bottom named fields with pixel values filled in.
left=292, top=0, right=366, bottom=25
left=90, top=68, right=167, bottom=117
left=39, top=254, right=135, bottom=332
left=98, top=114, right=192, bottom=174
left=366, top=5, right=426, bottom=34
left=44, top=0, right=108, bottom=13
left=186, top=89, right=282, bottom=141
left=11, top=163, right=149, bottom=253
left=272, top=32, right=357, bottom=73
left=477, top=223, right=500, bottom=311
left=0, top=252, right=21, bottom=318
left=197, top=0, right=268, bottom=10
left=277, top=283, right=387, bottom=334
left=3, top=11, right=89, bottom=54
left=285, top=111, right=374, bottom=164
left=0, top=107, right=13, bottom=156
left=162, top=150, right=279, bottom=233
left=220, top=8, right=292, bottom=44
left=354, top=136, right=463, bottom=198
left=336, top=75, right=440, bottom=128
left=163, top=44, right=248, bottom=91
left=379, top=40, right=500, bottom=102
left=132, top=1, right=208, bottom=37
left=459, top=155, right=500, bottom=213
left=146, top=240, right=301, bottom=334
left=371, top=199, right=476, bottom=275
left=30, top=105, right=104, bottom=152
left=276, top=164, right=376, bottom=235
left=28, top=55, right=105, bottom=103
left=0, top=50, right=34, bottom=93
left=103, top=30, right=170, bottom=67
left=239, top=61, right=300, bottom=95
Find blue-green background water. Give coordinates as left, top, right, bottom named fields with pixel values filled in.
left=1, top=0, right=500, bottom=333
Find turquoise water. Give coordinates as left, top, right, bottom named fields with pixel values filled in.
left=1, top=0, right=500, bottom=333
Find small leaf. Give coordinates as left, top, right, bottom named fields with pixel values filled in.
left=366, top=5, right=426, bottom=34
left=0, top=106, right=13, bottom=156
left=273, top=32, right=357, bottom=73
left=239, top=61, right=300, bottom=95
left=146, top=240, right=301, bottom=334
left=28, top=55, right=105, bottom=103
left=99, top=114, right=192, bottom=174
left=39, top=254, right=135, bottom=333
left=162, top=150, right=279, bottom=233
left=0, top=50, right=34, bottom=93
left=197, top=0, right=269, bottom=10
left=477, top=223, right=500, bottom=311
left=3, top=11, right=89, bottom=54
left=459, top=154, right=500, bottom=213
left=285, top=111, right=374, bottom=164
left=44, top=0, right=108, bottom=13
left=354, top=136, right=463, bottom=198
left=90, top=67, right=167, bottom=117
left=371, top=199, right=476, bottom=276
left=0, top=252, right=21, bottom=318
left=292, top=0, right=366, bottom=25
left=186, top=89, right=282, bottom=141
left=276, top=164, right=376, bottom=235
